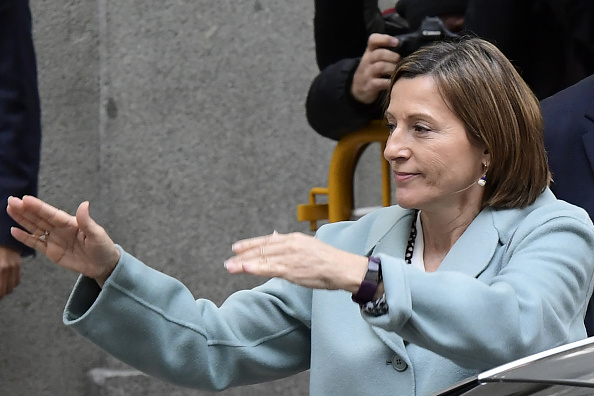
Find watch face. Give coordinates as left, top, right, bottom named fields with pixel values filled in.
left=366, top=256, right=380, bottom=282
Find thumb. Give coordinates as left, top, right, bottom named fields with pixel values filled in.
left=75, top=201, right=102, bottom=239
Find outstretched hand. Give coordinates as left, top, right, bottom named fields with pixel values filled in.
left=6, top=196, right=120, bottom=287
left=224, top=232, right=368, bottom=293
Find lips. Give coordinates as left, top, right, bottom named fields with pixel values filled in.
left=393, top=171, right=419, bottom=182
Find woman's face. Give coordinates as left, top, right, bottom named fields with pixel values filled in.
left=384, top=75, right=489, bottom=213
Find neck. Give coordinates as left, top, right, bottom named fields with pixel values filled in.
left=419, top=205, right=481, bottom=256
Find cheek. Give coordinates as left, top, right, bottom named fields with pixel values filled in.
left=423, top=156, right=450, bottom=186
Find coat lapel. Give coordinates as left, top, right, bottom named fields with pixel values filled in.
left=363, top=206, right=413, bottom=256
left=437, top=208, right=500, bottom=277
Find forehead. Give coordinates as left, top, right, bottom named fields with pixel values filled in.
left=387, top=75, right=456, bottom=120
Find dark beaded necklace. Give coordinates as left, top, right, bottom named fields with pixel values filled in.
left=404, top=210, right=419, bottom=265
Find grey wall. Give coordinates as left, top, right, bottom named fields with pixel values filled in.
left=0, top=0, right=346, bottom=394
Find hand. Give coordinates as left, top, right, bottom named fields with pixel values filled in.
left=224, top=231, right=368, bottom=293
left=351, top=33, right=401, bottom=104
left=6, top=196, right=120, bottom=287
left=0, top=246, right=21, bottom=299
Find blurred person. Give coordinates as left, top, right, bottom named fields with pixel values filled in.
left=541, top=73, right=594, bottom=335
left=306, top=0, right=468, bottom=141
left=307, top=0, right=594, bottom=141
left=0, top=0, right=42, bottom=298
left=6, top=38, right=594, bottom=396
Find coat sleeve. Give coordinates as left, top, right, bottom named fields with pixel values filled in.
left=364, top=207, right=594, bottom=371
left=0, top=0, right=41, bottom=256
left=63, top=246, right=312, bottom=391
left=305, top=58, right=385, bottom=141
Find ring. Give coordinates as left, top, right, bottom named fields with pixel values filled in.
left=38, top=230, right=49, bottom=242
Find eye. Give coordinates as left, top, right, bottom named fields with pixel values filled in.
left=413, top=124, right=431, bottom=134
left=387, top=122, right=396, bottom=134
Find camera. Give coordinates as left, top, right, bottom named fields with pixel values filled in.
left=389, top=16, right=459, bottom=57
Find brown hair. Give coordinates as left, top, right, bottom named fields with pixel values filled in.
left=388, top=37, right=550, bottom=208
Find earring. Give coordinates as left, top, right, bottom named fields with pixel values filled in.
left=478, top=163, right=487, bottom=187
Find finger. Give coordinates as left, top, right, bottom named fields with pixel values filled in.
left=235, top=237, right=292, bottom=263
left=75, top=201, right=103, bottom=241
left=367, top=48, right=401, bottom=65
left=231, top=232, right=282, bottom=253
left=364, top=63, right=398, bottom=82
left=23, top=195, right=72, bottom=229
left=226, top=233, right=285, bottom=274
left=367, top=33, right=399, bottom=51
left=7, top=207, right=50, bottom=240
left=8, top=196, right=63, bottom=236
left=10, top=226, right=50, bottom=253
left=368, top=77, right=392, bottom=92
left=225, top=253, right=278, bottom=277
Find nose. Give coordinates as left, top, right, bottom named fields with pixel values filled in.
left=384, top=127, right=410, bottom=162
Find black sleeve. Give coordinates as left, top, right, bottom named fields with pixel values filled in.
left=313, top=0, right=369, bottom=70
left=0, top=0, right=41, bottom=256
left=305, top=58, right=385, bottom=141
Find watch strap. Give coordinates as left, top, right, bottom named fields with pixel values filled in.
left=351, top=256, right=381, bottom=305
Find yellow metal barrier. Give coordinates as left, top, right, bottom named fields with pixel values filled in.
left=297, top=120, right=391, bottom=231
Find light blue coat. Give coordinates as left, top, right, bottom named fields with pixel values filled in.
left=63, top=189, right=594, bottom=395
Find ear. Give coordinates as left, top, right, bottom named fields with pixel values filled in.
left=482, top=149, right=491, bottom=169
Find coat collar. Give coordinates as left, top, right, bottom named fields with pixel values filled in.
left=364, top=206, right=500, bottom=278
left=363, top=206, right=412, bottom=257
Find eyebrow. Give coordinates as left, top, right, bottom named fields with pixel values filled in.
left=385, top=110, right=435, bottom=121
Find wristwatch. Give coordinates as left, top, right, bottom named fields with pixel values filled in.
left=351, top=256, right=381, bottom=305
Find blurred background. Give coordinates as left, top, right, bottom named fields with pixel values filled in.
left=0, top=0, right=380, bottom=394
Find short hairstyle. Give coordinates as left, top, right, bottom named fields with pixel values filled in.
left=388, top=37, right=550, bottom=208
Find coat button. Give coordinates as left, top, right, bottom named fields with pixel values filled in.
left=390, top=353, right=408, bottom=372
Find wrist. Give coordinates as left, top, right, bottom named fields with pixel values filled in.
left=351, top=256, right=382, bottom=305
left=95, top=247, right=121, bottom=288
left=344, top=254, right=371, bottom=294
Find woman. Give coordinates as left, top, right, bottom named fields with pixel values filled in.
left=7, top=38, right=594, bottom=395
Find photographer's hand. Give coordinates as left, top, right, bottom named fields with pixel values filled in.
left=351, top=34, right=401, bottom=104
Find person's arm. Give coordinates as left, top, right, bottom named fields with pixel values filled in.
left=313, top=0, right=369, bottom=70
left=0, top=0, right=42, bottom=298
left=7, top=195, right=312, bottom=389
left=306, top=34, right=400, bottom=141
left=306, top=58, right=383, bottom=140
left=64, top=249, right=312, bottom=390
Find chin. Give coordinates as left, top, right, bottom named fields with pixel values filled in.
left=394, top=195, right=417, bottom=210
